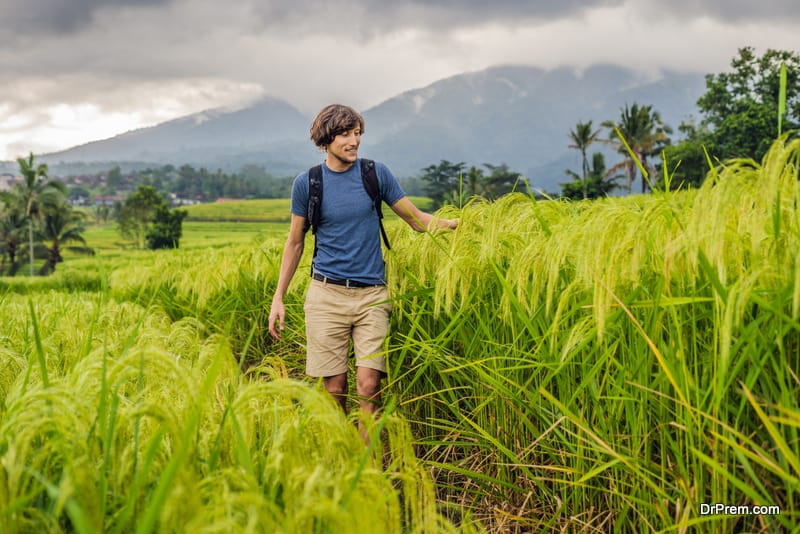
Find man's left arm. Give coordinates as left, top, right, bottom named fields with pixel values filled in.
left=390, top=197, right=459, bottom=233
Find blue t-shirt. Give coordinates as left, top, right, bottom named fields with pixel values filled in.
left=291, top=159, right=406, bottom=285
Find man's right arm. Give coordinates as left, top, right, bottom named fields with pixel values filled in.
left=268, top=214, right=307, bottom=340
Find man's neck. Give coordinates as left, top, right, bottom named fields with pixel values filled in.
left=325, top=154, right=356, bottom=173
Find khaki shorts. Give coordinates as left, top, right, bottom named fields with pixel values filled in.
left=304, top=279, right=392, bottom=377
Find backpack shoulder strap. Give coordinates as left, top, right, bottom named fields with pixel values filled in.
left=360, top=159, right=391, bottom=250
left=360, top=159, right=380, bottom=205
left=305, top=164, right=323, bottom=275
left=305, top=164, right=323, bottom=235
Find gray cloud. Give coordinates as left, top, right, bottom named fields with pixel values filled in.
left=4, top=0, right=799, bottom=50
left=247, top=0, right=622, bottom=36
left=0, top=0, right=171, bottom=34
left=1, top=0, right=799, bottom=160
left=3, top=0, right=800, bottom=44
left=2, top=0, right=624, bottom=42
left=239, top=0, right=800, bottom=39
left=636, top=0, right=800, bottom=22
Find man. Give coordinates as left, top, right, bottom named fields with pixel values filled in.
left=268, top=104, right=458, bottom=423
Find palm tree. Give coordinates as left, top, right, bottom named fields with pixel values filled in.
left=561, top=152, right=623, bottom=200
left=465, top=166, right=484, bottom=198
left=16, top=153, right=67, bottom=275
left=37, top=198, right=94, bottom=275
left=568, top=120, right=602, bottom=199
left=602, top=103, right=672, bottom=194
left=0, top=194, right=27, bottom=276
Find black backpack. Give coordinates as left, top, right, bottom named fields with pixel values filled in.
left=303, top=158, right=391, bottom=251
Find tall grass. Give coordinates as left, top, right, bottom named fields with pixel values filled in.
left=0, top=292, right=467, bottom=533
left=2, top=136, right=798, bottom=531
left=384, top=135, right=800, bottom=531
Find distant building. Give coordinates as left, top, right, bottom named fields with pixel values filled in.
left=168, top=193, right=201, bottom=206
left=0, top=174, right=19, bottom=192
left=93, top=195, right=123, bottom=206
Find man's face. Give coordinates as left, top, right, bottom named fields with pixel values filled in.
left=327, top=127, right=361, bottom=169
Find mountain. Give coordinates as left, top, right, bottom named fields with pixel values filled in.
left=36, top=64, right=706, bottom=192
left=361, top=64, right=705, bottom=190
left=40, top=96, right=316, bottom=175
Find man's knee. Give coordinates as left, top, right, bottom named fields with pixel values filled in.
left=324, top=374, right=348, bottom=396
left=356, top=370, right=382, bottom=399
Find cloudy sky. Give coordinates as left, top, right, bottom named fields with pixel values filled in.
left=1, top=0, right=798, bottom=161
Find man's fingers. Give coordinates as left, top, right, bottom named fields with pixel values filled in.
left=268, top=310, right=285, bottom=340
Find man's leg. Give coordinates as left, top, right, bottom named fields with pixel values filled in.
left=351, top=285, right=391, bottom=444
left=356, top=366, right=383, bottom=444
left=306, top=280, right=352, bottom=409
left=356, top=366, right=382, bottom=414
left=323, top=372, right=349, bottom=412
left=351, top=286, right=391, bottom=409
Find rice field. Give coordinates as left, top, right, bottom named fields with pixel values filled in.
left=0, top=258, right=464, bottom=532
left=1, top=137, right=799, bottom=532
left=180, top=196, right=432, bottom=223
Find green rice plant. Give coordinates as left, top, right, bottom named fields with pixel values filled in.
left=384, top=136, right=800, bottom=531
left=779, top=61, right=788, bottom=136
left=0, top=290, right=465, bottom=533
left=5, top=135, right=797, bottom=531
left=102, top=235, right=308, bottom=368
left=181, top=197, right=432, bottom=223
left=0, top=264, right=105, bottom=294
left=182, top=199, right=293, bottom=222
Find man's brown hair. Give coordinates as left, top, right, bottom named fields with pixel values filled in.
left=309, top=104, right=365, bottom=149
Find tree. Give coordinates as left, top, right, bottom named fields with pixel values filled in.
left=561, top=152, right=622, bottom=200
left=658, top=119, right=716, bottom=190
left=0, top=194, right=27, bottom=276
left=465, top=166, right=484, bottom=198
left=106, top=165, right=122, bottom=192
left=419, top=160, right=466, bottom=208
left=480, top=163, right=525, bottom=200
left=16, top=153, right=67, bottom=275
left=419, top=160, right=527, bottom=206
left=118, top=185, right=167, bottom=249
left=145, top=204, right=188, bottom=250
left=568, top=120, right=602, bottom=199
left=93, top=204, right=111, bottom=224
left=37, top=198, right=94, bottom=275
left=177, top=164, right=203, bottom=200
left=696, top=47, right=800, bottom=162
left=602, top=103, right=672, bottom=194
left=68, top=186, right=91, bottom=204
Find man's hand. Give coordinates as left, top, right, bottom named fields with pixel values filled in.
left=268, top=299, right=285, bottom=340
